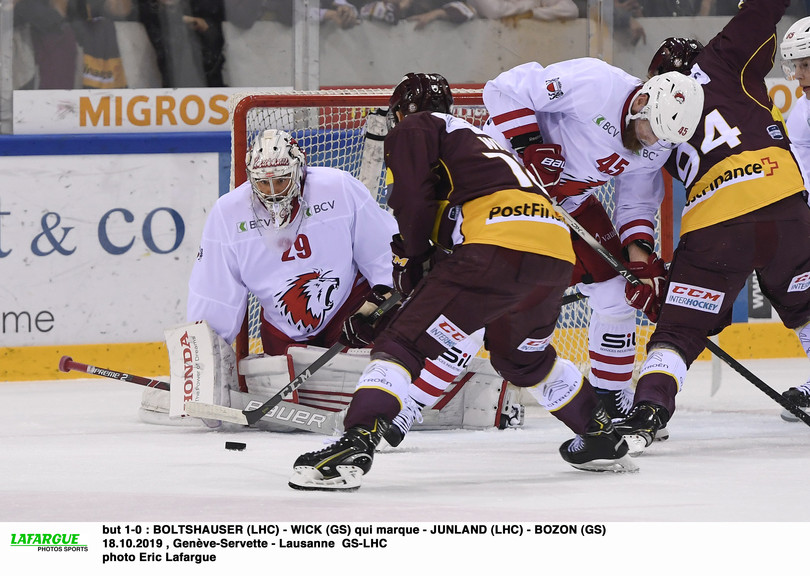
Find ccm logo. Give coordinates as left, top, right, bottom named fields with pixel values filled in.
left=427, top=315, right=469, bottom=349
left=670, top=284, right=722, bottom=301
left=437, top=321, right=466, bottom=342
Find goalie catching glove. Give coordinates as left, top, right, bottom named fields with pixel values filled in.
left=339, top=285, right=400, bottom=348
left=391, top=234, right=434, bottom=298
left=624, top=254, right=667, bottom=323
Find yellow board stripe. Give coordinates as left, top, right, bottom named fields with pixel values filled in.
left=1, top=342, right=168, bottom=382
left=0, top=322, right=804, bottom=382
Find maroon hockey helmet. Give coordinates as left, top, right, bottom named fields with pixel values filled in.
left=647, top=37, right=704, bottom=78
left=388, top=73, right=453, bottom=127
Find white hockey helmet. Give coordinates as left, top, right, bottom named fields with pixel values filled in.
left=626, top=71, right=704, bottom=144
left=781, top=17, right=810, bottom=80
left=245, top=129, right=306, bottom=229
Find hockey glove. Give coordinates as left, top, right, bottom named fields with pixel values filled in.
left=339, top=285, right=400, bottom=348
left=624, top=254, right=667, bottom=323
left=391, top=234, right=434, bottom=298
left=522, top=143, right=566, bottom=191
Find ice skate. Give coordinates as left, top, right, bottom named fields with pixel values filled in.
left=383, top=396, right=423, bottom=448
left=289, top=419, right=389, bottom=491
left=559, top=403, right=639, bottom=473
left=780, top=385, right=810, bottom=422
left=593, top=386, right=634, bottom=420
left=614, top=402, right=670, bottom=456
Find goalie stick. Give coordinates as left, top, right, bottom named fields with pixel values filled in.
left=59, top=356, right=169, bottom=390
left=548, top=196, right=810, bottom=427
left=185, top=290, right=403, bottom=426
left=58, top=356, right=345, bottom=434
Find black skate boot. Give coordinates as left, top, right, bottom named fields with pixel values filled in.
left=289, top=419, right=389, bottom=491
left=559, top=403, right=639, bottom=473
left=593, top=386, right=634, bottom=420
left=780, top=386, right=810, bottom=422
left=383, top=397, right=423, bottom=448
left=614, top=402, right=670, bottom=456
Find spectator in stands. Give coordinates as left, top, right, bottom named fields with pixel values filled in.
left=614, top=0, right=645, bottom=46
left=638, top=0, right=713, bottom=16
left=464, top=0, right=578, bottom=23
left=72, top=0, right=134, bottom=89
left=359, top=0, right=476, bottom=28
left=224, top=0, right=359, bottom=30
left=137, top=0, right=226, bottom=87
left=13, top=0, right=79, bottom=88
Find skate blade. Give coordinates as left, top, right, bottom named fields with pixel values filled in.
left=569, top=455, right=639, bottom=473
left=623, top=434, right=650, bottom=457
left=288, top=465, right=363, bottom=492
left=654, top=426, right=670, bottom=442
left=781, top=407, right=809, bottom=422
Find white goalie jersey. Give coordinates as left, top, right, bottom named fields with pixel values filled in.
left=187, top=166, right=397, bottom=345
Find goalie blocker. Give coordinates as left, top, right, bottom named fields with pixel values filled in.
left=142, top=320, right=524, bottom=435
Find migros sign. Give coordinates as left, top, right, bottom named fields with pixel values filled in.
left=79, top=93, right=229, bottom=128
left=13, top=87, right=291, bottom=134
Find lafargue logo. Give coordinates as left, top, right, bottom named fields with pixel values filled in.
left=10, top=532, right=88, bottom=552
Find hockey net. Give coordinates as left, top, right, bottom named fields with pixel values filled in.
left=230, top=89, right=672, bottom=378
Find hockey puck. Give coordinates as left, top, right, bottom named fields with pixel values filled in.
left=225, top=442, right=246, bottom=451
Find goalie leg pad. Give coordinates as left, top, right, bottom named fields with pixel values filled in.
left=164, top=320, right=237, bottom=427
left=138, top=387, right=205, bottom=427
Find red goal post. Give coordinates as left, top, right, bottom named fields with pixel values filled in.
left=229, top=89, right=673, bottom=382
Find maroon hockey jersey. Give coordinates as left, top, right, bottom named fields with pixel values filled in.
left=384, top=111, right=574, bottom=264
left=667, top=0, right=805, bottom=234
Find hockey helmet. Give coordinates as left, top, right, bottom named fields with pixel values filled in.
left=245, top=129, right=306, bottom=229
left=387, top=72, right=453, bottom=128
left=626, top=72, right=704, bottom=145
left=647, top=37, right=703, bottom=78
left=781, top=17, right=810, bottom=80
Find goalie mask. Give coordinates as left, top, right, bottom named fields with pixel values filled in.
left=387, top=72, right=453, bottom=129
left=647, top=37, right=703, bottom=78
left=246, top=129, right=306, bottom=229
left=626, top=72, right=704, bottom=145
left=781, top=17, right=810, bottom=80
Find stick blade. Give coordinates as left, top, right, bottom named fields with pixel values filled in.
left=184, top=402, right=249, bottom=425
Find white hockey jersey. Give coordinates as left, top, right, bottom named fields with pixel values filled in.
left=187, top=166, right=398, bottom=344
left=483, top=58, right=670, bottom=248
left=788, top=95, right=810, bottom=195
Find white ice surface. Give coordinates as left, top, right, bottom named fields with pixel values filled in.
left=1, top=358, right=809, bottom=572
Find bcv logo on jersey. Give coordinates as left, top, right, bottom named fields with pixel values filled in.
left=665, top=281, right=725, bottom=314
left=305, top=200, right=335, bottom=218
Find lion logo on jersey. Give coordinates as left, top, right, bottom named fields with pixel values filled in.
left=275, top=270, right=340, bottom=332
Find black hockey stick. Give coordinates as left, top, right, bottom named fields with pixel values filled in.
left=561, top=291, right=586, bottom=306
left=59, top=356, right=170, bottom=390
left=549, top=197, right=810, bottom=427
left=186, top=291, right=403, bottom=426
left=59, top=355, right=346, bottom=434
